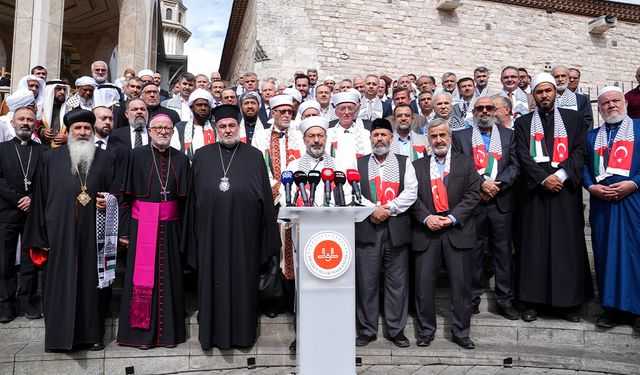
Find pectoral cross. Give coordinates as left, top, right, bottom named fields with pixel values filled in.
left=24, top=177, right=31, bottom=191
left=160, top=189, right=170, bottom=201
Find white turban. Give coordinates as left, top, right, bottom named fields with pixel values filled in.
left=598, top=86, right=623, bottom=99
left=331, top=92, right=358, bottom=108
left=6, top=89, right=36, bottom=112
left=269, top=94, right=293, bottom=109
left=283, top=88, right=302, bottom=104
left=530, top=73, right=556, bottom=91
left=137, top=69, right=155, bottom=78
left=75, top=76, right=97, bottom=88
left=17, top=75, right=45, bottom=107
left=188, top=88, right=214, bottom=107
left=297, top=100, right=321, bottom=117
left=299, top=116, right=328, bottom=134
left=324, top=76, right=336, bottom=83
left=94, top=85, right=122, bottom=108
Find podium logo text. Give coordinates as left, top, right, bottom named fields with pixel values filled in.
left=304, top=231, right=352, bottom=279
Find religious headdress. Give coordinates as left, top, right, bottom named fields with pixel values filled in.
left=212, top=104, right=240, bottom=124
left=284, top=88, right=302, bottom=103
left=6, top=88, right=36, bottom=112
left=137, top=69, right=155, bottom=79
left=299, top=116, right=328, bottom=134
left=75, top=76, right=97, bottom=88
left=331, top=92, right=358, bottom=108
left=63, top=108, right=96, bottom=127
left=269, top=95, right=293, bottom=109
left=297, top=100, right=321, bottom=117
left=598, top=86, right=623, bottom=98
left=238, top=90, right=262, bottom=107
left=93, top=84, right=121, bottom=108
left=17, top=74, right=45, bottom=108
left=530, top=73, right=556, bottom=90
left=188, top=88, right=214, bottom=107
left=371, top=118, right=393, bottom=133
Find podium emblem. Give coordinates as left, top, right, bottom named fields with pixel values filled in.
left=304, top=230, right=352, bottom=279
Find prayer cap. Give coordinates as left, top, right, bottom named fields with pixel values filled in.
left=75, top=76, right=97, bottom=88
left=137, top=69, right=155, bottom=78
left=331, top=91, right=358, bottom=108
left=297, top=100, right=321, bottom=117
left=530, top=73, right=556, bottom=90
left=269, top=94, right=293, bottom=109
left=284, top=88, right=302, bottom=104
left=347, top=88, right=362, bottom=102
left=188, top=88, right=214, bottom=107
left=6, top=89, right=35, bottom=112
left=64, top=108, right=96, bottom=127
left=371, top=118, right=393, bottom=133
left=598, top=86, right=623, bottom=99
left=238, top=90, right=262, bottom=107
left=299, top=116, right=328, bottom=134
left=324, top=76, right=336, bottom=83
left=212, top=104, right=239, bottom=124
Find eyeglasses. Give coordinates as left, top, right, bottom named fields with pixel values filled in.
left=149, top=126, right=173, bottom=133
left=275, top=109, right=293, bottom=115
left=474, top=105, right=495, bottom=112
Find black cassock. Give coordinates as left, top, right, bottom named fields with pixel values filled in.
left=117, top=145, right=189, bottom=347
left=514, top=108, right=593, bottom=307
left=183, top=142, right=280, bottom=350
left=23, top=146, right=118, bottom=350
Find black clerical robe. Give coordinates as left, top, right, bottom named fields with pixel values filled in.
left=23, top=146, right=118, bottom=350
left=183, top=142, right=280, bottom=350
left=117, top=145, right=189, bottom=347
left=514, top=108, right=593, bottom=307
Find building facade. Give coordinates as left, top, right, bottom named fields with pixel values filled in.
left=219, top=0, right=640, bottom=94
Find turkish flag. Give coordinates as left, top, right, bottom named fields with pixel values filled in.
left=609, top=140, right=634, bottom=171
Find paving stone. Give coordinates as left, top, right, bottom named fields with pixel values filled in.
left=411, top=364, right=450, bottom=374
left=583, top=330, right=640, bottom=353
left=465, top=366, right=500, bottom=375
left=517, top=327, right=584, bottom=346
left=104, top=340, right=190, bottom=358
left=0, top=342, right=26, bottom=362
left=439, top=365, right=475, bottom=374
left=14, top=358, right=104, bottom=375
left=105, top=355, right=189, bottom=374
left=14, top=342, right=105, bottom=361
left=385, top=364, right=424, bottom=374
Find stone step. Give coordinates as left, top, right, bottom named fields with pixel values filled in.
left=1, top=335, right=637, bottom=375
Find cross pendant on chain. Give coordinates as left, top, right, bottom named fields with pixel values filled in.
left=24, top=177, right=31, bottom=191
left=160, top=190, right=170, bottom=201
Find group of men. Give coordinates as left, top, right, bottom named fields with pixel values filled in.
left=0, top=62, right=638, bottom=355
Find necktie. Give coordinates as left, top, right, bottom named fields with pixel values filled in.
left=508, top=92, right=515, bottom=109
left=269, top=131, right=282, bottom=200
left=134, top=128, right=143, bottom=148
left=96, top=140, right=104, bottom=150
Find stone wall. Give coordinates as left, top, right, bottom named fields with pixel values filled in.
left=237, top=0, right=640, bottom=91
left=226, top=0, right=258, bottom=83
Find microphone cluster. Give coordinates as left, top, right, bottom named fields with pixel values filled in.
left=281, top=168, right=363, bottom=207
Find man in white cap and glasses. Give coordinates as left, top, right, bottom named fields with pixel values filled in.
left=583, top=86, right=640, bottom=332
left=514, top=72, right=592, bottom=323
left=327, top=91, right=372, bottom=171
left=170, top=88, right=215, bottom=160
left=66, top=76, right=97, bottom=112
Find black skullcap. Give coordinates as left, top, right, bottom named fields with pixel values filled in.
left=63, top=108, right=96, bottom=127
left=371, top=118, right=393, bottom=133
left=212, top=104, right=240, bottom=124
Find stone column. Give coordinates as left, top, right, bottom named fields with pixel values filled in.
left=118, top=0, right=153, bottom=73
left=11, top=0, right=64, bottom=90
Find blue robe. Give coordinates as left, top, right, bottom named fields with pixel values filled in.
left=583, top=119, right=640, bottom=315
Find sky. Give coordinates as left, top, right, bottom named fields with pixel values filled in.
left=182, top=0, right=233, bottom=76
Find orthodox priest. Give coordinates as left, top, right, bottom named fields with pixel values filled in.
left=23, top=109, right=119, bottom=351
left=583, top=87, right=640, bottom=331
left=117, top=114, right=189, bottom=348
left=514, top=73, right=592, bottom=323
left=183, top=104, right=280, bottom=350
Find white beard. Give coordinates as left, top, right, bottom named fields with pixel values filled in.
left=68, top=135, right=96, bottom=176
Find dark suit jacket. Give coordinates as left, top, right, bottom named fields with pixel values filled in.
left=382, top=99, right=393, bottom=118
left=410, top=152, right=481, bottom=251
left=452, top=126, right=520, bottom=213
left=329, top=119, right=372, bottom=131
left=258, top=104, right=270, bottom=126
left=576, top=93, right=593, bottom=129
left=409, top=100, right=419, bottom=114
left=110, top=126, right=150, bottom=149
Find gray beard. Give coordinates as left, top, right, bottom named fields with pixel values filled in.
left=68, top=135, right=96, bottom=176
left=372, top=144, right=390, bottom=156
left=474, top=116, right=496, bottom=129
left=129, top=117, right=147, bottom=130
left=602, top=109, right=627, bottom=124
left=307, top=145, right=325, bottom=159
left=220, top=135, right=240, bottom=147
left=14, top=128, right=33, bottom=141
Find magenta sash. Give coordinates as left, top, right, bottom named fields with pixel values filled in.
left=129, top=200, right=179, bottom=329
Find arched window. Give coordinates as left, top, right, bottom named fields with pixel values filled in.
left=165, top=8, right=173, bottom=20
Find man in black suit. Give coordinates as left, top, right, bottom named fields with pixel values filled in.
left=92, top=106, right=130, bottom=161
left=411, top=117, right=481, bottom=349
left=0, top=107, right=46, bottom=322
left=452, top=97, right=520, bottom=320
left=552, top=66, right=593, bottom=128
left=109, top=99, right=150, bottom=149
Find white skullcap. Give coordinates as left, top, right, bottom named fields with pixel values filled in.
left=94, top=85, right=121, bottom=108
left=283, top=88, right=302, bottom=103
left=299, top=116, right=329, bottom=134
left=530, top=73, right=556, bottom=91
left=75, top=76, right=97, bottom=88
left=269, top=94, right=293, bottom=109
left=324, top=76, right=336, bottom=82
left=331, top=91, right=358, bottom=107
left=598, top=86, right=623, bottom=99
left=6, top=89, right=36, bottom=112
left=137, top=69, right=154, bottom=78
left=297, top=100, right=322, bottom=117
left=346, top=88, right=362, bottom=102
left=188, top=88, right=214, bottom=107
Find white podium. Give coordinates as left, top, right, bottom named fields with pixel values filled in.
left=279, top=206, right=373, bottom=375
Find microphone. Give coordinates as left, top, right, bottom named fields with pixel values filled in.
left=333, top=171, right=347, bottom=207
left=307, top=170, right=321, bottom=207
left=293, top=171, right=309, bottom=207
left=280, top=171, right=294, bottom=206
left=321, top=168, right=334, bottom=207
left=346, top=169, right=362, bottom=205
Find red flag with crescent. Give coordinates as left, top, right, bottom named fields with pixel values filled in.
left=552, top=136, right=568, bottom=165
left=473, top=144, right=488, bottom=172
left=430, top=177, right=449, bottom=213
left=609, top=140, right=633, bottom=172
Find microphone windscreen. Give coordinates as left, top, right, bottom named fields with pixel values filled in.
left=281, top=170, right=294, bottom=184
left=346, top=169, right=361, bottom=183
left=307, top=170, right=321, bottom=184
left=321, top=168, right=335, bottom=182
left=293, top=170, right=308, bottom=184
left=334, top=170, right=346, bottom=184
